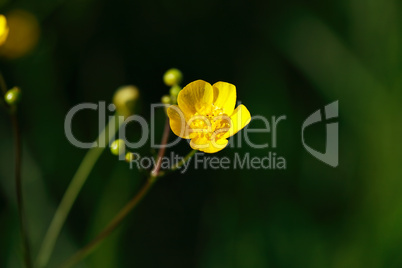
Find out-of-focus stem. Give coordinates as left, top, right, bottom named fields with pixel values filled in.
left=0, top=72, right=33, bottom=268
left=59, top=176, right=155, bottom=268
left=36, top=115, right=121, bottom=268
left=60, top=119, right=172, bottom=268
left=12, top=111, right=33, bottom=268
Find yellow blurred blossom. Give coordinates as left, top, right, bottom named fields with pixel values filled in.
left=0, top=10, right=40, bottom=59
left=0, top=15, right=9, bottom=45
left=167, top=80, right=251, bottom=153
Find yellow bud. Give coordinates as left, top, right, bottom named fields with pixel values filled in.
left=161, top=95, right=171, bottom=104
left=125, top=152, right=136, bottom=162
left=4, top=87, right=21, bottom=105
left=110, top=139, right=125, bottom=156
left=163, top=68, right=182, bottom=86
left=113, top=85, right=139, bottom=118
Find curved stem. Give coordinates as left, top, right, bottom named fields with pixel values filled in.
left=60, top=177, right=155, bottom=268
left=151, top=119, right=171, bottom=177
left=60, top=118, right=172, bottom=268
left=36, top=115, right=122, bottom=268
left=12, top=111, right=33, bottom=268
left=157, top=149, right=197, bottom=177
left=171, top=149, right=196, bottom=171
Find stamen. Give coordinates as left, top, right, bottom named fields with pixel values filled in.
left=188, top=105, right=231, bottom=141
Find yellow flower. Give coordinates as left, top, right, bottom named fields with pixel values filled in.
left=0, top=10, right=40, bottom=58
left=0, top=15, right=9, bottom=46
left=167, top=80, right=251, bottom=153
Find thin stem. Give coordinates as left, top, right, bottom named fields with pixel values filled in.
left=60, top=118, right=172, bottom=268
left=0, top=72, right=7, bottom=94
left=0, top=71, right=33, bottom=268
left=12, top=111, right=33, bottom=268
left=157, top=149, right=197, bottom=177
left=151, top=119, right=170, bottom=177
left=59, top=177, right=155, bottom=268
left=36, top=115, right=122, bottom=268
left=171, top=149, right=196, bottom=171
left=0, top=73, right=9, bottom=110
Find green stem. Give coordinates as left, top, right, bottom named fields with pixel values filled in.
left=0, top=73, right=7, bottom=109
left=59, top=176, right=156, bottom=268
left=157, top=149, right=197, bottom=177
left=60, top=119, right=172, bottom=268
left=12, top=111, right=33, bottom=268
left=0, top=72, right=33, bottom=267
left=171, top=149, right=196, bottom=171
left=36, top=115, right=122, bottom=268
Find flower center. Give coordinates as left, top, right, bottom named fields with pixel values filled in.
left=188, top=105, right=231, bottom=141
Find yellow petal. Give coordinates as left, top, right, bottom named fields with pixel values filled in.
left=190, top=137, right=228, bottom=153
left=212, top=81, right=236, bottom=115
left=225, top=104, right=251, bottom=138
left=167, top=105, right=191, bottom=139
left=204, top=138, right=229, bottom=153
left=189, top=136, right=208, bottom=150
left=177, top=80, right=214, bottom=116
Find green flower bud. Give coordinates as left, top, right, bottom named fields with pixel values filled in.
left=4, top=87, right=21, bottom=105
left=161, top=95, right=171, bottom=104
left=110, top=139, right=125, bottom=156
left=125, top=152, right=136, bottom=162
left=113, top=85, right=139, bottom=118
left=170, top=85, right=181, bottom=97
left=163, top=68, right=182, bottom=86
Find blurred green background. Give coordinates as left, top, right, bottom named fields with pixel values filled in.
left=1, top=0, right=402, bottom=267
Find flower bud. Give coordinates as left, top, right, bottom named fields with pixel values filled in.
left=113, top=85, right=139, bottom=118
left=4, top=86, right=21, bottom=105
left=110, top=139, right=125, bottom=156
left=163, top=68, right=182, bottom=86
left=170, top=85, right=181, bottom=97
left=161, top=95, right=171, bottom=105
left=169, top=85, right=181, bottom=104
left=125, top=152, right=136, bottom=162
